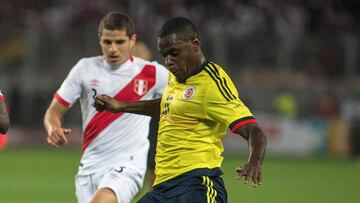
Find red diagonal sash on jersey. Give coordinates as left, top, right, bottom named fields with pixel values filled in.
left=82, top=65, right=156, bottom=151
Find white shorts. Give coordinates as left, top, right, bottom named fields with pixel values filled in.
left=75, top=163, right=145, bottom=203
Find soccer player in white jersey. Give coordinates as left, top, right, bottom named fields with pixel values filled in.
left=44, top=12, right=168, bottom=203
left=0, top=90, right=10, bottom=134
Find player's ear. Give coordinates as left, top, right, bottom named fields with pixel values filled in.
left=97, top=28, right=103, bottom=44
left=191, top=36, right=201, bottom=52
left=98, top=32, right=102, bottom=45
left=129, top=33, right=137, bottom=49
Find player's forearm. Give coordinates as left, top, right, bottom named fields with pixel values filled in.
left=236, top=123, right=267, bottom=165
left=119, top=98, right=161, bottom=117
left=0, top=114, right=10, bottom=134
left=247, top=126, right=267, bottom=165
left=0, top=102, right=10, bottom=134
left=44, top=99, right=69, bottom=134
left=44, top=110, right=62, bottom=134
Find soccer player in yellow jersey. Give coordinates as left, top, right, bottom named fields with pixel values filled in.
left=95, top=17, right=267, bottom=203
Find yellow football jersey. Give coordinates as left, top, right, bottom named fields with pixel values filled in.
left=154, top=61, right=256, bottom=185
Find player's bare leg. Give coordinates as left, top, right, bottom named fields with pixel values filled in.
left=90, top=188, right=117, bottom=203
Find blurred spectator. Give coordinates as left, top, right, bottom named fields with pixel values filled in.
left=272, top=87, right=298, bottom=119
left=314, top=91, right=340, bottom=120
left=349, top=116, right=360, bottom=157
left=131, top=40, right=152, bottom=61
left=8, top=87, right=21, bottom=126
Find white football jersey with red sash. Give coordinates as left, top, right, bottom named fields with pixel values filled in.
left=55, top=56, right=168, bottom=175
left=0, top=90, right=4, bottom=100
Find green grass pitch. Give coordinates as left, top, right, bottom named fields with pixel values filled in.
left=0, top=148, right=359, bottom=203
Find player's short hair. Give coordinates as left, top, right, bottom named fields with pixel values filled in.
left=157, top=17, right=199, bottom=41
left=98, top=11, right=134, bottom=37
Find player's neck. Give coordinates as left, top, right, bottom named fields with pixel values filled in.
left=104, top=57, right=131, bottom=70
left=109, top=64, right=122, bottom=70
left=189, top=54, right=207, bottom=78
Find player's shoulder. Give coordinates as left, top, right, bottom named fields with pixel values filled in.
left=77, top=56, right=103, bottom=67
left=71, top=56, right=102, bottom=72
left=202, top=61, right=233, bottom=83
left=201, top=61, right=238, bottom=101
left=204, top=61, right=230, bottom=77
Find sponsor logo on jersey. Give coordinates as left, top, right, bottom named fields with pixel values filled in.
left=183, top=86, right=196, bottom=100
left=109, top=172, right=120, bottom=180
left=232, top=103, right=242, bottom=112
left=134, top=79, right=148, bottom=96
left=90, top=79, right=100, bottom=87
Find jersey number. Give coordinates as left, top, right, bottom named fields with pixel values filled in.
left=114, top=166, right=126, bottom=173
left=162, top=95, right=174, bottom=118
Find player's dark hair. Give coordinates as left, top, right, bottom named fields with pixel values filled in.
left=98, top=11, right=134, bottom=37
left=157, top=17, right=199, bottom=41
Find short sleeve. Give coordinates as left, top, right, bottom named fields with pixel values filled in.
left=153, top=61, right=169, bottom=97
left=204, top=82, right=256, bottom=133
left=55, top=59, right=84, bottom=107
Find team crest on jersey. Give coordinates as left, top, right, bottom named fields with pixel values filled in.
left=134, top=79, right=148, bottom=96
left=183, top=86, right=196, bottom=100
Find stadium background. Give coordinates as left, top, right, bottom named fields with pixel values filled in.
left=0, top=0, right=360, bottom=202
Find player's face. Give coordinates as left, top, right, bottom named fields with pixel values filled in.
left=99, top=28, right=136, bottom=66
left=158, top=34, right=198, bottom=83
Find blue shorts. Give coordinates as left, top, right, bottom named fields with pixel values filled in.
left=137, top=168, right=228, bottom=203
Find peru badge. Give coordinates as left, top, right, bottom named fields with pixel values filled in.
left=134, top=79, right=148, bottom=96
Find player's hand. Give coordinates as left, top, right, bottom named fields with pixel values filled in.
left=92, top=88, right=106, bottom=112
left=95, top=94, right=123, bottom=113
left=46, top=127, right=71, bottom=149
left=236, top=161, right=262, bottom=188
left=93, top=99, right=106, bottom=112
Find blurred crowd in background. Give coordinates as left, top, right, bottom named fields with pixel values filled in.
left=0, top=0, right=359, bottom=156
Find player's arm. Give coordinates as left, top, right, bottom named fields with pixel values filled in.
left=0, top=100, right=10, bottom=134
left=95, top=94, right=161, bottom=117
left=44, top=99, right=72, bottom=148
left=235, top=122, right=267, bottom=187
